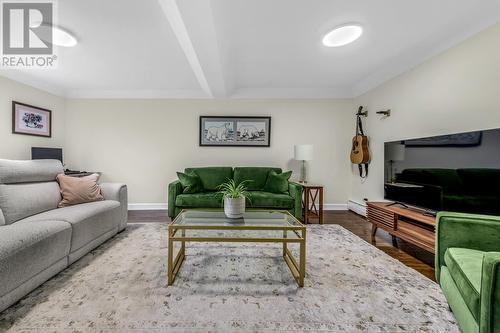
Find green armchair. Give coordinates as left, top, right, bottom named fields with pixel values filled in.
left=436, top=211, right=500, bottom=333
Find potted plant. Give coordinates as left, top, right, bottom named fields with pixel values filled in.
left=217, top=179, right=250, bottom=218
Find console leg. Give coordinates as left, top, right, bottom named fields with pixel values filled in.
left=371, top=224, right=377, bottom=242
left=392, top=235, right=398, bottom=248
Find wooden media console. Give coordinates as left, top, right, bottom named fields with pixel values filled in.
left=367, top=202, right=436, bottom=253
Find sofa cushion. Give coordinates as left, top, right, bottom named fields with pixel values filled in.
left=20, top=201, right=121, bottom=252
left=246, top=191, right=294, bottom=209
left=176, top=192, right=223, bottom=208
left=234, top=167, right=282, bottom=191
left=263, top=170, right=292, bottom=194
left=0, top=220, right=71, bottom=297
left=177, top=171, right=204, bottom=194
left=185, top=167, right=233, bottom=191
left=444, top=247, right=483, bottom=321
left=57, top=173, right=104, bottom=207
left=0, top=159, right=63, bottom=184
left=0, top=182, right=61, bottom=225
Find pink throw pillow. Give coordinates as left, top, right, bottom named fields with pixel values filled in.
left=56, top=173, right=104, bottom=207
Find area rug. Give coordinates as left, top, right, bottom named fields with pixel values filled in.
left=0, top=223, right=458, bottom=333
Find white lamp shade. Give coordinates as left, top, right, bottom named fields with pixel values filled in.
left=294, top=144, right=313, bottom=161
left=385, top=143, right=405, bottom=161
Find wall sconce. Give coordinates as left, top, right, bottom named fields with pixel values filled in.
left=376, top=109, right=391, bottom=117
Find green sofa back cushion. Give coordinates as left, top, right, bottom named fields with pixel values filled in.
left=185, top=167, right=233, bottom=191
left=263, top=170, right=292, bottom=194
left=176, top=171, right=203, bottom=194
left=234, top=167, right=282, bottom=191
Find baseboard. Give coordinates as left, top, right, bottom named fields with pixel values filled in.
left=323, top=204, right=348, bottom=211
left=128, top=203, right=168, bottom=210
left=128, top=203, right=348, bottom=211
left=347, top=199, right=367, bottom=217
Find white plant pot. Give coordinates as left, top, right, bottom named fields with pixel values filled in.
left=224, top=196, right=246, bottom=219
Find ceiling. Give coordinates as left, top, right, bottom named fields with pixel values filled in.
left=2, top=0, right=500, bottom=99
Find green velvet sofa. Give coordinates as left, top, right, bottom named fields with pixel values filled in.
left=436, top=212, right=500, bottom=333
left=168, top=167, right=303, bottom=220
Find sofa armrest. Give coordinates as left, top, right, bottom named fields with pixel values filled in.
left=168, top=180, right=183, bottom=219
left=100, top=183, right=128, bottom=231
left=288, top=182, right=303, bottom=221
left=480, top=252, right=500, bottom=333
left=435, top=212, right=500, bottom=282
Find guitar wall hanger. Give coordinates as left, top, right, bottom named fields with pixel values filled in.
left=376, top=109, right=391, bottom=117
left=356, top=109, right=368, bottom=117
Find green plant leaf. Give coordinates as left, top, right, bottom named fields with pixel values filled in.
left=216, top=178, right=251, bottom=199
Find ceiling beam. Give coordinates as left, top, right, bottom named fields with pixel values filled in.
left=158, top=0, right=213, bottom=98
left=158, top=0, right=228, bottom=98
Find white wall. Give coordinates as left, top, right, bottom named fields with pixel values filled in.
left=351, top=22, right=500, bottom=204
left=64, top=99, right=354, bottom=206
left=0, top=76, right=66, bottom=160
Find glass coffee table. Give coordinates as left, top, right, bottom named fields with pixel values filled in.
left=168, top=209, right=306, bottom=287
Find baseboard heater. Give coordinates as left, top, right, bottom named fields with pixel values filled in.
left=347, top=200, right=367, bottom=217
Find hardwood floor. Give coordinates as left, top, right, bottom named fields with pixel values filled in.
left=127, top=210, right=436, bottom=281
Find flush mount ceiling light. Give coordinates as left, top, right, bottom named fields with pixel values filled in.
left=322, top=24, right=363, bottom=47
left=31, top=22, right=78, bottom=47
left=51, top=25, right=78, bottom=47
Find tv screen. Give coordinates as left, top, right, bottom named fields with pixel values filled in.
left=31, top=147, right=63, bottom=164
left=384, top=128, right=500, bottom=216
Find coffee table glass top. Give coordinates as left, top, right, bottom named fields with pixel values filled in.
left=171, top=210, right=303, bottom=228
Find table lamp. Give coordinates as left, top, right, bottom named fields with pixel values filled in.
left=294, top=144, right=313, bottom=183
left=385, top=143, right=405, bottom=183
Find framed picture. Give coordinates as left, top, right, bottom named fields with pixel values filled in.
left=12, top=101, right=52, bottom=138
left=199, top=116, right=271, bottom=147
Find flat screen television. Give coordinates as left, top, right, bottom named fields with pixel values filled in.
left=31, top=147, right=63, bottom=164
left=384, top=128, right=500, bottom=216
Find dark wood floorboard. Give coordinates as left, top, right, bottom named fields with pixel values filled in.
left=127, top=210, right=436, bottom=281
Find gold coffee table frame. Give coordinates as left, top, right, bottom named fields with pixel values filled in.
left=168, top=210, right=306, bottom=287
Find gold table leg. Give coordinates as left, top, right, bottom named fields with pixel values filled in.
left=283, top=229, right=306, bottom=287
left=168, top=228, right=185, bottom=285
left=299, top=228, right=306, bottom=287
left=283, top=230, right=287, bottom=256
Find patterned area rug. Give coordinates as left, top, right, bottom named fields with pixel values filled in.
left=0, top=223, right=458, bottom=333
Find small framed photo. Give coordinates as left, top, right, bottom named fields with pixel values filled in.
left=12, top=101, right=52, bottom=138
left=199, top=116, right=271, bottom=147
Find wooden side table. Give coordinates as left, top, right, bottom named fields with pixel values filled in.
left=298, top=183, right=324, bottom=224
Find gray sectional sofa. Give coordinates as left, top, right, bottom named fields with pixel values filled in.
left=0, top=159, right=127, bottom=312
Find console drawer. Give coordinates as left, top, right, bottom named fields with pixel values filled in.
left=367, top=206, right=395, bottom=229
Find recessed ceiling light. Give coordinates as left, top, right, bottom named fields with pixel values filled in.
left=35, top=24, right=78, bottom=47
left=322, top=24, right=363, bottom=47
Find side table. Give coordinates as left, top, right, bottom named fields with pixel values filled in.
left=298, top=183, right=324, bottom=224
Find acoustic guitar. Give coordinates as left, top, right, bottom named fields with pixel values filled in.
left=350, top=106, right=370, bottom=166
